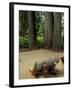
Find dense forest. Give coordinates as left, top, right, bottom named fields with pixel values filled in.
left=19, top=10, right=64, bottom=51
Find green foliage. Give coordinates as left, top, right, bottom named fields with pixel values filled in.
left=19, top=36, right=44, bottom=48
left=35, top=12, right=44, bottom=32
left=19, top=36, right=28, bottom=48
left=37, top=36, right=44, bottom=48
left=35, top=12, right=44, bottom=48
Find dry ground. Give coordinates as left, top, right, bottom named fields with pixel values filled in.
left=19, top=49, right=64, bottom=79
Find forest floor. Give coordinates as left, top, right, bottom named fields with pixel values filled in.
left=19, top=49, right=64, bottom=79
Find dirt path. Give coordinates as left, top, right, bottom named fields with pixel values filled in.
left=19, top=49, right=64, bottom=79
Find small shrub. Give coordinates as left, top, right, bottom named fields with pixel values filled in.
left=19, top=36, right=28, bottom=48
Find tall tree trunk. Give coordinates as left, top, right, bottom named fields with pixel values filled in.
left=52, top=12, right=62, bottom=51
left=44, top=12, right=54, bottom=49
left=19, top=11, right=28, bottom=36
left=28, top=11, right=37, bottom=48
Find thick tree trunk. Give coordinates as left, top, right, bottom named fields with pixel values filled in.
left=19, top=11, right=28, bottom=36
left=28, top=11, right=37, bottom=48
left=52, top=12, right=62, bottom=51
left=44, top=12, right=54, bottom=49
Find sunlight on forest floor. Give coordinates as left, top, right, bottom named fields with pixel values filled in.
left=19, top=49, right=64, bottom=79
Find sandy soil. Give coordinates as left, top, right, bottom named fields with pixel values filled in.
left=19, top=49, right=64, bottom=79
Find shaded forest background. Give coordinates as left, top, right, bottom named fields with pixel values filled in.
left=19, top=10, right=64, bottom=51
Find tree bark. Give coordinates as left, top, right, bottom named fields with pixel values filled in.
left=19, top=11, right=28, bottom=36
left=44, top=12, right=54, bottom=49
left=52, top=12, right=62, bottom=51
left=28, top=11, right=37, bottom=48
